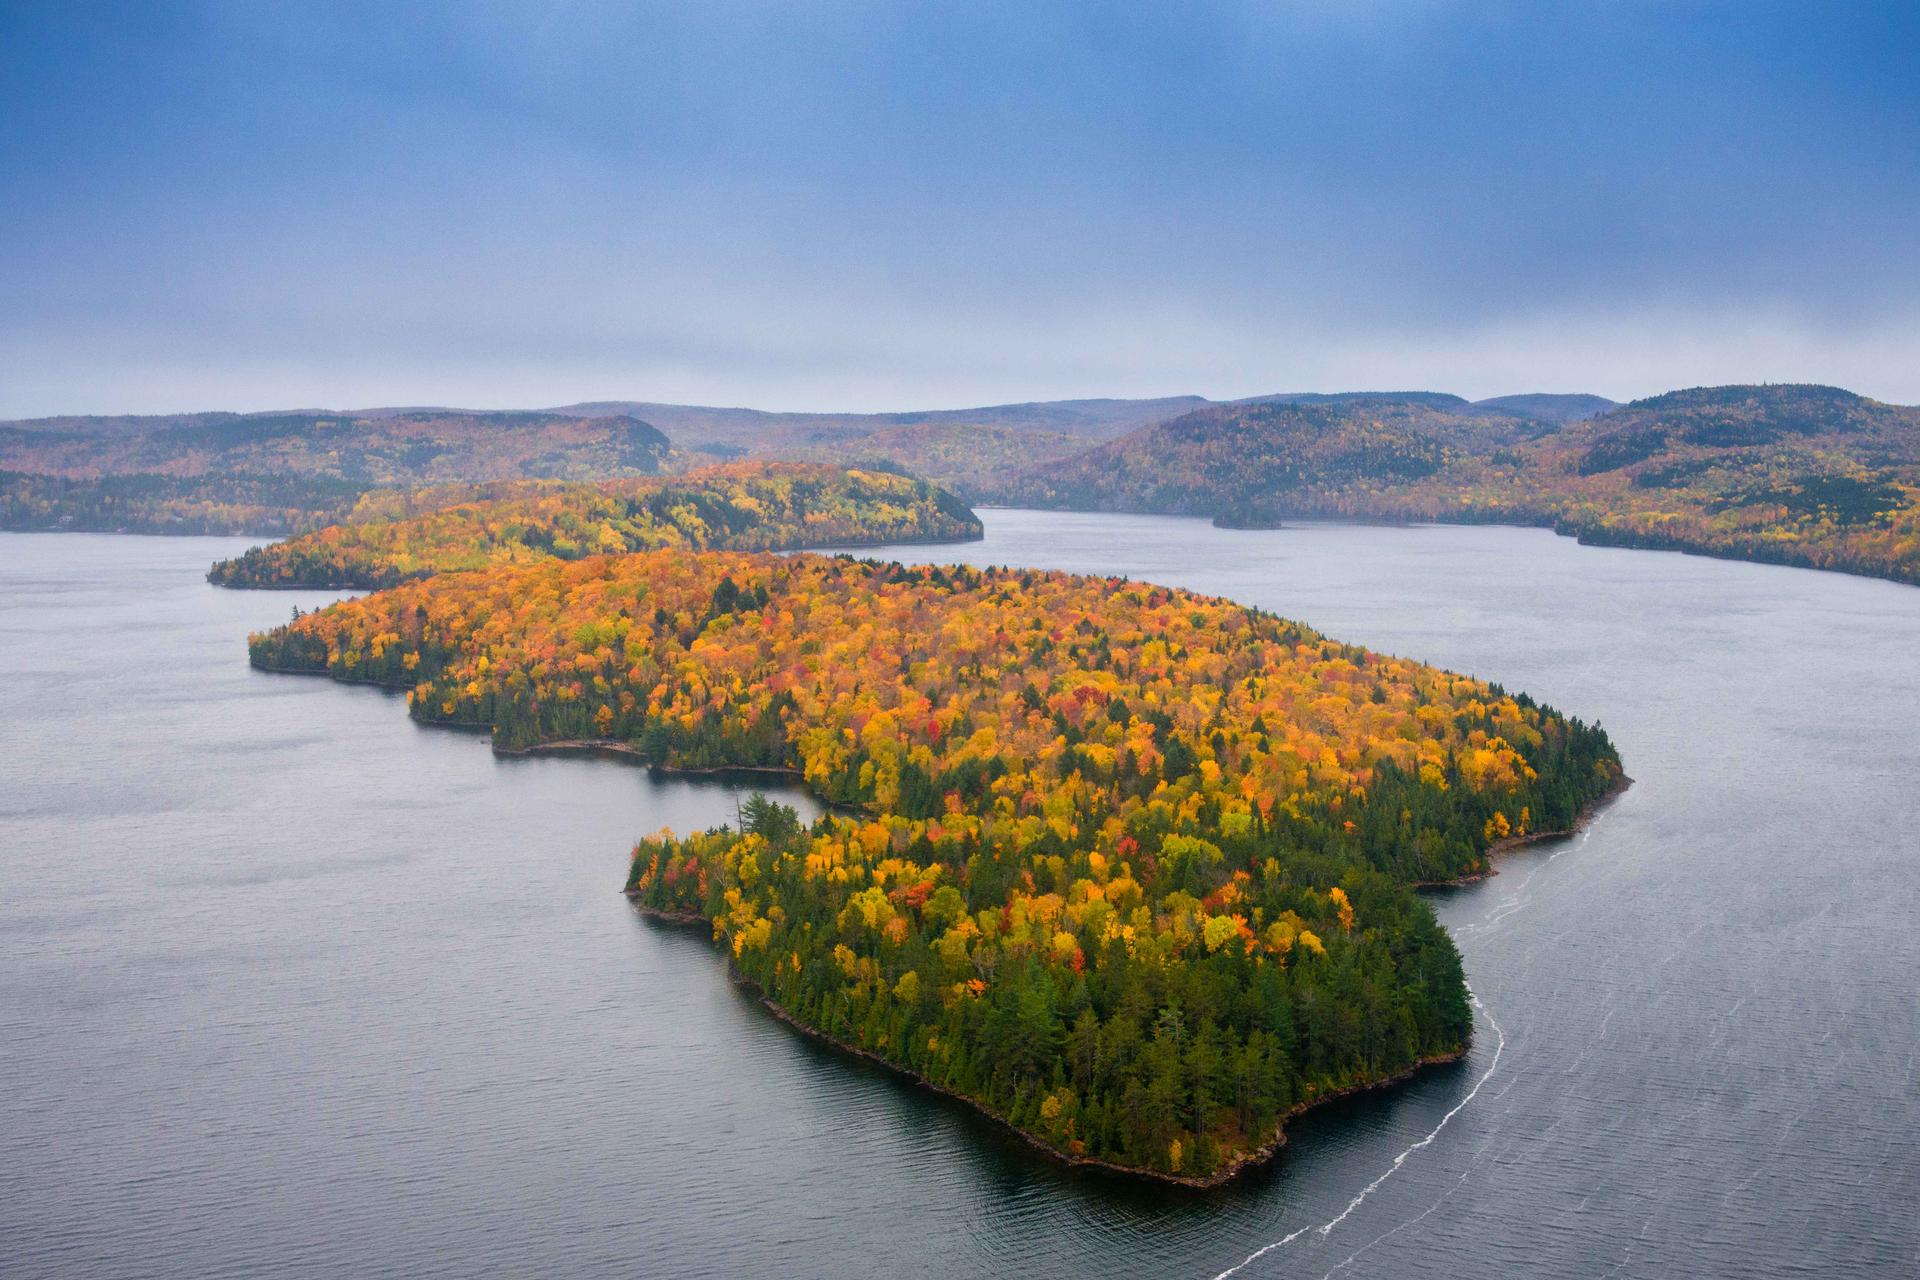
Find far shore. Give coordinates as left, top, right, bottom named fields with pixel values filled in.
left=205, top=525, right=986, bottom=592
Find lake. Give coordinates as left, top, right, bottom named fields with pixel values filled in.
left=2, top=515, right=1916, bottom=1278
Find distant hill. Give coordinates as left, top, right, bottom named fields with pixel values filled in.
left=0, top=410, right=669, bottom=535
left=1221, top=389, right=1617, bottom=427
left=541, top=396, right=1213, bottom=498
left=593, top=389, right=1619, bottom=453
left=987, top=384, right=1920, bottom=586
left=0, top=409, right=669, bottom=482
left=19, top=385, right=1904, bottom=583
left=734, top=420, right=1090, bottom=496
left=546, top=395, right=1211, bottom=451
left=2, top=390, right=1633, bottom=507
left=991, top=398, right=1543, bottom=518
left=622, top=390, right=1617, bottom=496
left=1471, top=393, right=1618, bottom=424
left=1572, top=384, right=1901, bottom=470
left=1236, top=390, right=1474, bottom=412
left=0, top=411, right=259, bottom=438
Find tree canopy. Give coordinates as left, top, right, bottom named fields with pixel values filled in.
left=250, top=547, right=1622, bottom=1181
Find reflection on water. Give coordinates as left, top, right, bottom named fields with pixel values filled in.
left=2, top=520, right=1916, bottom=1278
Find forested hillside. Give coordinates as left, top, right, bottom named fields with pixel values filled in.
left=250, top=548, right=1622, bottom=1182
left=0, top=410, right=669, bottom=534
left=550, top=394, right=1211, bottom=450
left=0, top=389, right=1621, bottom=524
left=731, top=421, right=1089, bottom=496
left=991, top=397, right=1535, bottom=520
left=22, top=385, right=1893, bottom=583
left=208, top=463, right=982, bottom=588
left=994, top=385, right=1920, bottom=586
left=1470, top=393, right=1617, bottom=424
left=660, top=392, right=1606, bottom=498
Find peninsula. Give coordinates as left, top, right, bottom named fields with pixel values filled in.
left=247, top=547, right=1623, bottom=1182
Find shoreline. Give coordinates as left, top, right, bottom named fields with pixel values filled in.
left=976, top=502, right=1920, bottom=591
left=249, top=662, right=412, bottom=690
left=632, top=900, right=1469, bottom=1190
left=1412, top=771, right=1633, bottom=889
left=494, top=737, right=803, bottom=778
left=15, top=496, right=1919, bottom=590
left=243, top=664, right=836, bottom=790
left=206, top=527, right=986, bottom=592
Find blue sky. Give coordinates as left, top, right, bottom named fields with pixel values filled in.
left=2, top=1, right=1916, bottom=415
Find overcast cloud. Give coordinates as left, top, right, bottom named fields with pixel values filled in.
left=3, top=1, right=1915, bottom=415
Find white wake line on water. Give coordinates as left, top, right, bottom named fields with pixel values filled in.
left=1207, top=993, right=1507, bottom=1280
left=1454, top=824, right=1594, bottom=941
left=1208, top=825, right=1599, bottom=1279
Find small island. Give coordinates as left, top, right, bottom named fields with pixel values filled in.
left=249, top=547, right=1623, bottom=1183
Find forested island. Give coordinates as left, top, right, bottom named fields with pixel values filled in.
left=206, top=462, right=982, bottom=588
left=248, top=548, right=1622, bottom=1183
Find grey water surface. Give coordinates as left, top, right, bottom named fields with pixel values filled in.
left=2, top=516, right=1915, bottom=1278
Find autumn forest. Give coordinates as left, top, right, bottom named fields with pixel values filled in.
left=245, top=536, right=1622, bottom=1181
left=206, top=462, right=982, bottom=589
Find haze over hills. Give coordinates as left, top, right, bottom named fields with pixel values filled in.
left=543, top=395, right=1215, bottom=449
left=1229, top=391, right=1618, bottom=424
left=0, top=409, right=670, bottom=536
left=0, top=388, right=1613, bottom=447
left=8, top=383, right=1917, bottom=588
left=1236, top=390, right=1477, bottom=412
left=0, top=390, right=1618, bottom=506
left=1470, top=393, right=1619, bottom=424
left=993, top=399, right=1495, bottom=516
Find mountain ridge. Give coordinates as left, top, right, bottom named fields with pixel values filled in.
left=988, top=384, right=1920, bottom=585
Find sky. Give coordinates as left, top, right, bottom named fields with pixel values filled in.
left=2, top=0, right=1917, bottom=417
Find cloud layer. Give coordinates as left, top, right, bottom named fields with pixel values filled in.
left=3, top=1, right=1916, bottom=414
